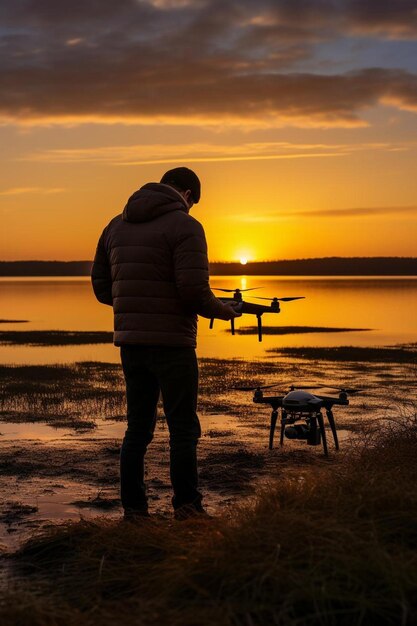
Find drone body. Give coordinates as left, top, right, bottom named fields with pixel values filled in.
left=238, top=384, right=356, bottom=455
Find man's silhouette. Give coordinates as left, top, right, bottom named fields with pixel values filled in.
left=91, top=167, right=240, bottom=520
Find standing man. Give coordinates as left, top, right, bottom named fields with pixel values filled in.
left=91, top=167, right=240, bottom=520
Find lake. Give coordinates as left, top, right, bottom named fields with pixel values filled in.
left=1, top=275, right=416, bottom=364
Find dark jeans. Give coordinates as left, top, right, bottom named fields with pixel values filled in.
left=120, top=345, right=202, bottom=511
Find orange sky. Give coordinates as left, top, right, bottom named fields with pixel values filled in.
left=1, top=0, right=416, bottom=262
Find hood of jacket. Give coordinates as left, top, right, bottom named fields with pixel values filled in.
left=122, top=182, right=189, bottom=223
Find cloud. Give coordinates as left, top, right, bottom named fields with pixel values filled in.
left=232, top=205, right=417, bottom=222
left=0, top=187, right=66, bottom=196
left=0, top=0, right=416, bottom=128
left=292, top=205, right=417, bottom=218
left=346, top=0, right=417, bottom=38
left=22, top=140, right=409, bottom=165
left=1, top=67, right=416, bottom=128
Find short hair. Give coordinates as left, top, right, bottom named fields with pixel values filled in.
left=160, top=167, right=201, bottom=203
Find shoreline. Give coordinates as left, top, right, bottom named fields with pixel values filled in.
left=1, top=257, right=417, bottom=277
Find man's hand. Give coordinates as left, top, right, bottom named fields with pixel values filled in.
left=222, top=301, right=243, bottom=320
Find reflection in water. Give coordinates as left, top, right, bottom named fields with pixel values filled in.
left=0, top=419, right=126, bottom=442
left=0, top=276, right=416, bottom=364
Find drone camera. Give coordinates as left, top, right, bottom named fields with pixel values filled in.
left=254, top=388, right=264, bottom=401
left=285, top=424, right=322, bottom=446
left=234, top=290, right=243, bottom=301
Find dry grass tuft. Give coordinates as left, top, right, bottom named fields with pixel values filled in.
left=268, top=345, right=417, bottom=363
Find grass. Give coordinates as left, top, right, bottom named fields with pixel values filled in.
left=0, top=443, right=119, bottom=483
left=0, top=359, right=288, bottom=428
left=0, top=363, right=124, bottom=430
left=1, top=410, right=417, bottom=625
left=225, top=326, right=371, bottom=335
left=199, top=448, right=266, bottom=493
left=269, top=344, right=417, bottom=363
left=0, top=331, right=113, bottom=345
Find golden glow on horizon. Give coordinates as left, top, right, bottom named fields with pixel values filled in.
left=1, top=130, right=417, bottom=261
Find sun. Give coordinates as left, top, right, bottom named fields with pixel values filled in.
left=240, top=257, right=248, bottom=265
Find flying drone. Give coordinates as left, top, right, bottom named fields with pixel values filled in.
left=235, top=383, right=361, bottom=455
left=211, top=287, right=305, bottom=341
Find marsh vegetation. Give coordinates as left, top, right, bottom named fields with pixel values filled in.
left=1, top=345, right=416, bottom=624
left=269, top=344, right=417, bottom=363
left=225, top=325, right=371, bottom=335
left=0, top=331, right=113, bottom=345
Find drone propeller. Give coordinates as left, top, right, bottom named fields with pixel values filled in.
left=286, top=383, right=363, bottom=394
left=283, top=383, right=363, bottom=393
left=232, top=383, right=283, bottom=391
left=286, top=384, right=323, bottom=390
left=248, top=296, right=305, bottom=302
left=321, top=385, right=363, bottom=394
left=214, top=287, right=262, bottom=293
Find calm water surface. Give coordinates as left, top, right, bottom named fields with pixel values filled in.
left=1, top=276, right=416, bottom=364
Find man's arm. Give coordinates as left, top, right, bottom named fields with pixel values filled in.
left=91, top=230, right=113, bottom=306
left=173, top=219, right=238, bottom=320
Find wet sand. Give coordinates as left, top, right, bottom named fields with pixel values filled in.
left=1, top=347, right=416, bottom=553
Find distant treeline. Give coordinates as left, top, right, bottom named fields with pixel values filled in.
left=0, top=261, right=93, bottom=276
left=210, top=257, right=417, bottom=276
left=0, top=257, right=416, bottom=276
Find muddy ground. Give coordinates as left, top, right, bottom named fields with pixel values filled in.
left=0, top=347, right=416, bottom=553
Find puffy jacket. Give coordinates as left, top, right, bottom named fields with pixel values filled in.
left=91, top=182, right=231, bottom=347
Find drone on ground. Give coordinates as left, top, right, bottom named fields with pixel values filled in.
left=211, top=287, right=305, bottom=341
left=235, top=383, right=361, bottom=455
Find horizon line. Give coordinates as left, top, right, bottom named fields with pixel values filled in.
left=1, top=256, right=417, bottom=263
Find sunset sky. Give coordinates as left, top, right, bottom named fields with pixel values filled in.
left=1, top=0, right=416, bottom=262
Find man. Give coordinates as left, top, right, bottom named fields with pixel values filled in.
left=91, top=167, right=240, bottom=520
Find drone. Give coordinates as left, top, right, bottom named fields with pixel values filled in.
left=210, top=287, right=305, bottom=341
left=235, top=383, right=361, bottom=455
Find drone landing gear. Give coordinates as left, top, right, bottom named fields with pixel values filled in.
left=269, top=409, right=279, bottom=450
left=279, top=409, right=287, bottom=448
left=316, top=412, right=328, bottom=456
left=269, top=408, right=337, bottom=456
left=209, top=312, right=264, bottom=340
left=326, top=408, right=339, bottom=451
left=257, top=314, right=263, bottom=342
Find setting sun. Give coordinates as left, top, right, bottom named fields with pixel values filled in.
left=240, top=257, right=248, bottom=265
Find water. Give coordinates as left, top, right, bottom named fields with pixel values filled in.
left=1, top=275, right=416, bottom=551
left=1, top=275, right=416, bottom=364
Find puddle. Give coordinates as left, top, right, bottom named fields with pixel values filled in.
left=0, top=411, right=250, bottom=553
left=0, top=419, right=126, bottom=442
left=0, top=477, right=120, bottom=554
left=0, top=413, right=240, bottom=443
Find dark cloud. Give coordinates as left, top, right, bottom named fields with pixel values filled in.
left=0, top=0, right=142, bottom=25
left=262, top=0, right=417, bottom=34
left=0, top=0, right=416, bottom=126
left=347, top=0, right=417, bottom=37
